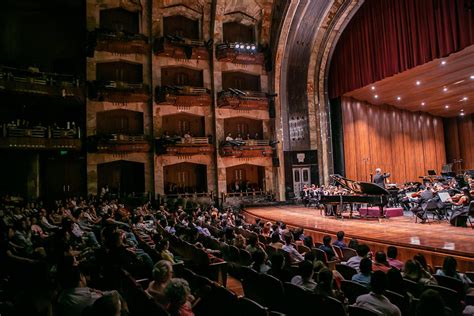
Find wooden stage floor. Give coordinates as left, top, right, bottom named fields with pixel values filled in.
left=243, top=205, right=474, bottom=271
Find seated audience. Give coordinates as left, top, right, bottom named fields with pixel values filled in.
left=282, top=232, right=304, bottom=264
left=344, top=244, right=370, bottom=272
left=316, top=268, right=344, bottom=302
left=318, top=235, right=337, bottom=261
left=403, top=259, right=437, bottom=285
left=88, top=290, right=127, bottom=316
left=291, top=260, right=317, bottom=291
left=251, top=249, right=270, bottom=274
left=333, top=231, right=347, bottom=248
left=158, top=239, right=177, bottom=264
left=164, top=278, right=194, bottom=316
left=268, top=253, right=291, bottom=282
left=269, top=232, right=284, bottom=249
left=352, top=258, right=372, bottom=287
left=387, top=246, right=404, bottom=270
left=146, top=260, right=173, bottom=306
left=416, top=289, right=449, bottom=316
left=435, top=256, right=472, bottom=286
left=372, top=251, right=391, bottom=273
left=355, top=270, right=401, bottom=316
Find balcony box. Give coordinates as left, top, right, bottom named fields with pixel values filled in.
left=1, top=126, right=81, bottom=151
left=216, top=43, right=264, bottom=65
left=156, top=137, right=213, bottom=156
left=88, top=134, right=150, bottom=153
left=154, top=36, right=209, bottom=60
left=89, top=29, right=149, bottom=55
left=217, top=90, right=269, bottom=110
left=219, top=139, right=273, bottom=158
left=155, top=86, right=211, bottom=108
left=88, top=81, right=149, bottom=103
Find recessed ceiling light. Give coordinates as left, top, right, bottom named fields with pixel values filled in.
left=441, top=60, right=447, bottom=65
left=396, top=96, right=401, bottom=101
left=443, top=87, right=448, bottom=92
left=462, top=97, right=468, bottom=101
left=461, top=109, right=464, bottom=112
left=470, top=75, right=474, bottom=80
left=416, top=81, right=421, bottom=85
left=371, top=86, right=375, bottom=90
left=374, top=95, right=378, bottom=99
left=445, top=105, right=450, bottom=109
left=421, top=102, right=425, bottom=106
left=460, top=112, right=465, bottom=116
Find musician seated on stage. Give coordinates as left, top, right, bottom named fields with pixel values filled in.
left=447, top=188, right=472, bottom=227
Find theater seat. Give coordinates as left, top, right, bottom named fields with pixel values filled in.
left=348, top=305, right=379, bottom=316
left=341, top=280, right=369, bottom=304
left=335, top=263, right=357, bottom=280
left=237, top=297, right=268, bottom=316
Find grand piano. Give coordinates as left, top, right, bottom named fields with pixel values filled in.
left=320, top=175, right=389, bottom=218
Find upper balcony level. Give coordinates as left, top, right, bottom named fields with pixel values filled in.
left=219, top=139, right=273, bottom=158
left=216, top=43, right=264, bottom=65
left=156, top=136, right=213, bottom=156
left=154, top=36, right=209, bottom=60
left=217, top=90, right=269, bottom=111
left=88, top=80, right=149, bottom=103
left=155, top=86, right=211, bottom=108
left=0, top=122, right=81, bottom=151
left=87, top=134, right=150, bottom=153
left=0, top=65, right=83, bottom=101
left=88, top=28, right=149, bottom=55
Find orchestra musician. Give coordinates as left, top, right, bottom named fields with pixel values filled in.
left=373, top=168, right=390, bottom=188
left=448, top=188, right=472, bottom=227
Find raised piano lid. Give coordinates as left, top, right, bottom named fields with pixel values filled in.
left=330, top=174, right=389, bottom=195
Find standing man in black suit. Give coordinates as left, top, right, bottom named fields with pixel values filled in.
left=373, top=168, right=390, bottom=188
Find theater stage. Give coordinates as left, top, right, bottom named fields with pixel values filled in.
left=243, top=205, right=474, bottom=271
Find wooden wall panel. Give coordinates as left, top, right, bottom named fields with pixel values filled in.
left=341, top=97, right=446, bottom=184
left=446, top=114, right=474, bottom=171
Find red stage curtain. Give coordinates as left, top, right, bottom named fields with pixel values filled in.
left=329, top=0, right=474, bottom=98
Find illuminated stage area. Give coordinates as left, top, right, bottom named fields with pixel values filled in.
left=243, top=205, right=474, bottom=271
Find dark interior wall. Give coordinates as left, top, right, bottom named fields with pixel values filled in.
left=161, top=67, right=204, bottom=87
left=330, top=98, right=345, bottom=176
left=223, top=22, right=255, bottom=43
left=162, top=113, right=205, bottom=137
left=164, top=163, right=207, bottom=193
left=0, top=1, right=85, bottom=76
left=222, top=72, right=260, bottom=91
left=223, top=118, right=263, bottom=139
left=226, top=164, right=264, bottom=190
left=96, top=62, right=143, bottom=83
left=100, top=8, right=139, bottom=33
left=163, top=15, right=200, bottom=39
left=96, top=109, right=144, bottom=135
left=444, top=114, right=474, bottom=172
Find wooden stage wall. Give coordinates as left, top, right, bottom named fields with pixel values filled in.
left=445, top=114, right=474, bottom=173
left=341, top=97, right=446, bottom=184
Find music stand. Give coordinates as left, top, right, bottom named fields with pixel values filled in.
left=427, top=170, right=437, bottom=176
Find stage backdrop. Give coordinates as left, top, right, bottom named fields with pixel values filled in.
left=341, top=97, right=446, bottom=184
left=444, top=114, right=474, bottom=172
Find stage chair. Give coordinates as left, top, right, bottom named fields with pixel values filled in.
left=340, top=280, right=369, bottom=304
left=335, top=263, right=357, bottom=280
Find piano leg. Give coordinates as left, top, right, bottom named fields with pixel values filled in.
left=379, top=205, right=385, bottom=218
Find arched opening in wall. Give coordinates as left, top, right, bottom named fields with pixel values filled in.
left=98, top=160, right=145, bottom=197
left=226, top=164, right=265, bottom=192
left=163, top=15, right=199, bottom=40
left=100, top=8, right=140, bottom=34
left=164, top=162, right=207, bottom=194
left=222, top=71, right=260, bottom=91
left=223, top=117, right=263, bottom=141
left=161, top=66, right=203, bottom=87
left=161, top=113, right=205, bottom=137
left=223, top=22, right=255, bottom=43
left=96, top=109, right=144, bottom=136
left=96, top=61, right=143, bottom=83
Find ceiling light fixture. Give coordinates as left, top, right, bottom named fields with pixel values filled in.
left=470, top=75, right=474, bottom=80
left=396, top=96, right=401, bottom=101
left=421, top=102, right=425, bottom=106
left=445, top=105, right=450, bottom=109
left=371, top=86, right=375, bottom=90
left=462, top=97, right=468, bottom=101
left=441, top=60, right=447, bottom=65
left=443, top=87, right=448, bottom=92
left=374, top=95, right=378, bottom=99
left=416, top=81, right=421, bottom=85
left=460, top=112, right=465, bottom=116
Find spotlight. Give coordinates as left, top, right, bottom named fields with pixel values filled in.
left=416, top=81, right=421, bottom=85
left=374, top=95, right=378, bottom=99
left=396, top=96, right=401, bottom=101
left=246, top=45, right=251, bottom=50
left=445, top=105, right=450, bottom=109
left=371, top=86, right=375, bottom=90
left=443, top=87, right=448, bottom=92
left=235, top=44, right=240, bottom=49
left=251, top=45, right=256, bottom=50
left=421, top=102, right=425, bottom=106
left=470, top=75, right=474, bottom=80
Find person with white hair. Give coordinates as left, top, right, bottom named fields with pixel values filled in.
left=373, top=168, right=390, bottom=188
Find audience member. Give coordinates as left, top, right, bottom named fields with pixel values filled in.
left=251, top=249, right=270, bottom=274
left=333, top=231, right=347, bottom=248
left=435, top=256, right=472, bottom=286
left=344, top=244, right=370, bottom=272
left=355, top=270, right=401, bottom=316
left=164, top=278, right=194, bottom=316
left=416, top=289, right=448, bottom=316
left=352, top=258, right=372, bottom=287
left=290, top=260, right=317, bottom=291
left=372, top=251, right=391, bottom=273
left=282, top=232, right=304, bottom=264
left=269, top=232, right=284, bottom=249
left=387, top=246, right=404, bottom=270
left=318, top=235, right=337, bottom=261
left=403, top=259, right=437, bottom=285
left=147, top=260, right=173, bottom=306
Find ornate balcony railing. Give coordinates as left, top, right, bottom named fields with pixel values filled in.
left=156, top=136, right=213, bottom=155
left=154, top=36, right=210, bottom=60
left=219, top=139, right=273, bottom=158
left=0, top=65, right=83, bottom=100
left=0, top=126, right=81, bottom=150
left=217, top=89, right=269, bottom=110
left=88, top=28, right=149, bottom=55
left=155, top=86, right=211, bottom=108
left=88, top=80, right=149, bottom=103
left=216, top=43, right=264, bottom=65
left=88, top=134, right=151, bottom=153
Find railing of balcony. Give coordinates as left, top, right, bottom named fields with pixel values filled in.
left=154, top=36, right=210, bottom=59
left=155, top=86, right=211, bottom=107
left=88, top=134, right=150, bottom=152
left=0, top=65, right=82, bottom=98
left=88, top=28, right=149, bottom=55
left=217, top=89, right=269, bottom=110
left=88, top=81, right=150, bottom=103
left=216, top=43, right=264, bottom=64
